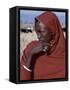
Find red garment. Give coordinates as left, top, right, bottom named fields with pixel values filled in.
left=20, top=11, right=65, bottom=80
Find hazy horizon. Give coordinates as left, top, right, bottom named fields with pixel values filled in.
left=20, top=10, right=66, bottom=28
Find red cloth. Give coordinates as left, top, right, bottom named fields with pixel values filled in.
left=20, top=11, right=65, bottom=80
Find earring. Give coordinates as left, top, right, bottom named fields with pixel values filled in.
left=50, top=40, right=54, bottom=47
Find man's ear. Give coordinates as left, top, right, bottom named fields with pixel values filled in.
left=51, top=32, right=55, bottom=35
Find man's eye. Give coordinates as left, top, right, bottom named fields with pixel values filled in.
left=37, top=31, right=41, bottom=33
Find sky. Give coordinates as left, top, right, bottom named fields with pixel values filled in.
left=20, top=10, right=66, bottom=27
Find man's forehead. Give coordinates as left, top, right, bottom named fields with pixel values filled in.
left=39, top=22, right=45, bottom=27
left=39, top=22, right=47, bottom=31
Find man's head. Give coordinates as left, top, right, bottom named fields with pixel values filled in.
left=35, top=20, right=54, bottom=43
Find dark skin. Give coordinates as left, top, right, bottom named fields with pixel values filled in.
left=25, top=21, right=54, bottom=69
left=35, top=21, right=52, bottom=43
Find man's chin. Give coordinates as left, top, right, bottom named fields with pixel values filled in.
left=39, top=40, right=44, bottom=43
left=39, top=40, right=47, bottom=43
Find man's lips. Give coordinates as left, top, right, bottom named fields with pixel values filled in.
left=39, top=39, right=47, bottom=43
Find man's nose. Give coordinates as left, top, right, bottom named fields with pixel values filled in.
left=38, top=34, right=41, bottom=39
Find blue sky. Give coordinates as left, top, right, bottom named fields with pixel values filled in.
left=20, top=10, right=66, bottom=27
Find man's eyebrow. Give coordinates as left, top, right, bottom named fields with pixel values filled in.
left=36, top=29, right=41, bottom=32
left=37, top=30, right=45, bottom=32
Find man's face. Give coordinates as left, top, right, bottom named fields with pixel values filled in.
left=35, top=21, right=52, bottom=43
